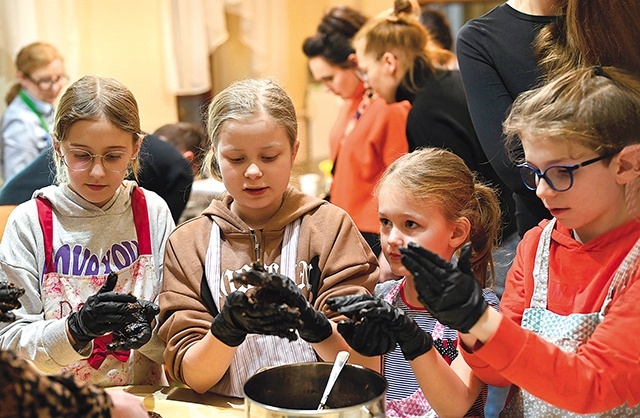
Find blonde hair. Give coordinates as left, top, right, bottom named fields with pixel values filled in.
left=52, top=75, right=143, bottom=183
left=203, top=78, right=298, bottom=180
left=354, top=0, right=454, bottom=95
left=376, top=148, right=502, bottom=287
left=5, top=42, right=63, bottom=104
left=505, top=66, right=640, bottom=156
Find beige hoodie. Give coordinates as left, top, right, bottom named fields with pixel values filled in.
left=159, top=185, right=378, bottom=389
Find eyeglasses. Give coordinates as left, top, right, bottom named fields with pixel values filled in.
left=517, top=151, right=617, bottom=192
left=25, top=73, right=68, bottom=90
left=61, top=149, right=135, bottom=173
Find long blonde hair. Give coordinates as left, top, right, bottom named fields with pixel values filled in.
left=376, top=148, right=502, bottom=286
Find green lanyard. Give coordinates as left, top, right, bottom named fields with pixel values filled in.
left=18, top=89, right=50, bottom=132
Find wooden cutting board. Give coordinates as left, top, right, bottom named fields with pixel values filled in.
left=106, top=385, right=245, bottom=417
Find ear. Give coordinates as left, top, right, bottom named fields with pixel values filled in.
left=347, top=53, right=358, bottom=68
left=132, top=134, right=144, bottom=158
left=182, top=150, right=195, bottom=163
left=449, top=216, right=471, bottom=249
left=16, top=71, right=29, bottom=88
left=381, top=52, right=398, bottom=74
left=291, top=140, right=300, bottom=162
left=615, top=144, right=640, bottom=185
left=52, top=136, right=61, bottom=155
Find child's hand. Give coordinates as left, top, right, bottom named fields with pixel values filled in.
left=0, top=281, right=25, bottom=322
left=210, top=291, right=300, bottom=347
left=233, top=264, right=332, bottom=343
left=66, top=273, right=141, bottom=348
left=108, top=300, right=159, bottom=351
left=327, top=294, right=433, bottom=361
left=400, top=243, right=487, bottom=333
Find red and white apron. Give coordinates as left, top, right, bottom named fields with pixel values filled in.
left=37, top=187, right=163, bottom=387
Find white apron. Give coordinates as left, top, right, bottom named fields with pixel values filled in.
left=205, top=218, right=318, bottom=397
left=37, top=187, right=163, bottom=387
left=505, top=219, right=640, bottom=417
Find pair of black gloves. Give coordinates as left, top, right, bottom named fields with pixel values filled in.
left=327, top=243, right=488, bottom=361
left=210, top=263, right=332, bottom=347
left=66, top=273, right=159, bottom=351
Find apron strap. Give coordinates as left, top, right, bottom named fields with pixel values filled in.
left=36, top=186, right=151, bottom=275
left=36, top=197, right=55, bottom=274
left=18, top=89, right=49, bottom=132
left=131, top=186, right=152, bottom=255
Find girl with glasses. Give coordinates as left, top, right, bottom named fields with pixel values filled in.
left=399, top=66, right=640, bottom=415
left=0, top=75, right=174, bottom=388
left=1, top=42, right=68, bottom=180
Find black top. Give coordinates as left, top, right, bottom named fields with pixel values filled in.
left=0, top=134, right=193, bottom=223
left=457, top=3, right=555, bottom=236
left=397, top=65, right=517, bottom=239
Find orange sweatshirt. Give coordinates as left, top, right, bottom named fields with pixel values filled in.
left=329, top=83, right=410, bottom=234
left=463, top=218, right=640, bottom=413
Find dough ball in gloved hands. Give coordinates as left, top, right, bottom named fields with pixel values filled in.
left=108, top=300, right=160, bottom=351
left=232, top=263, right=332, bottom=343
left=67, top=273, right=141, bottom=348
left=210, top=290, right=302, bottom=347
left=0, top=282, right=25, bottom=323
left=400, top=243, right=488, bottom=333
left=327, top=294, right=433, bottom=361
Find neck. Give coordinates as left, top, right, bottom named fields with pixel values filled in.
left=507, top=0, right=563, bottom=16
left=402, top=276, right=422, bottom=307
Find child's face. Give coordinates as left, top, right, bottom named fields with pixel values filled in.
left=378, top=186, right=462, bottom=278
left=18, top=58, right=66, bottom=104
left=522, top=136, right=626, bottom=242
left=216, top=116, right=298, bottom=227
left=54, top=119, right=138, bottom=207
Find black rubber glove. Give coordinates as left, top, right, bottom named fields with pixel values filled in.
left=67, top=273, right=141, bottom=348
left=0, top=282, right=25, bottom=323
left=232, top=263, right=332, bottom=343
left=400, top=242, right=488, bottom=333
left=327, top=294, right=432, bottom=361
left=210, top=290, right=301, bottom=347
left=108, top=300, right=160, bottom=351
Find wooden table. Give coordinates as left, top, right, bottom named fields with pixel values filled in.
left=106, top=385, right=245, bottom=417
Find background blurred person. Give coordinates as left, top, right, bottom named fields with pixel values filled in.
left=1, top=42, right=67, bottom=181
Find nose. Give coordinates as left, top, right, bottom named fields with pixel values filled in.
left=88, top=157, right=106, bottom=178
left=535, top=177, right=557, bottom=199
left=244, top=163, right=262, bottom=179
left=386, top=226, right=404, bottom=247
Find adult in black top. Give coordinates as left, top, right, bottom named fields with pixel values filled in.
left=457, top=3, right=557, bottom=236
left=0, top=134, right=192, bottom=223
left=354, top=2, right=517, bottom=239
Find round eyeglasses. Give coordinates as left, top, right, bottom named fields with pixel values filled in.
left=61, top=149, right=135, bottom=173
left=25, top=74, right=68, bottom=90
left=517, top=151, right=617, bottom=192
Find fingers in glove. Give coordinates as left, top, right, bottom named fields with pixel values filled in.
left=400, top=250, right=448, bottom=294
left=456, top=244, right=473, bottom=276
left=109, top=322, right=152, bottom=351
left=137, top=300, right=160, bottom=323
left=98, top=272, right=119, bottom=293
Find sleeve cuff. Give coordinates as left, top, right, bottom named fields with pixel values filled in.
left=474, top=315, right=527, bottom=371
left=42, top=319, right=88, bottom=370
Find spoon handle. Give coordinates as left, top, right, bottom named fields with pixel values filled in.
left=317, top=351, right=350, bottom=410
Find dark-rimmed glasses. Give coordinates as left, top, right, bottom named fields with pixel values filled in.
left=61, top=149, right=135, bottom=173
left=517, top=151, right=617, bottom=192
left=25, top=74, right=68, bottom=90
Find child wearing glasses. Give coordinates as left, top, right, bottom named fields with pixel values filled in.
left=0, top=75, right=174, bottom=387
left=399, top=66, right=640, bottom=415
left=1, top=42, right=68, bottom=181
